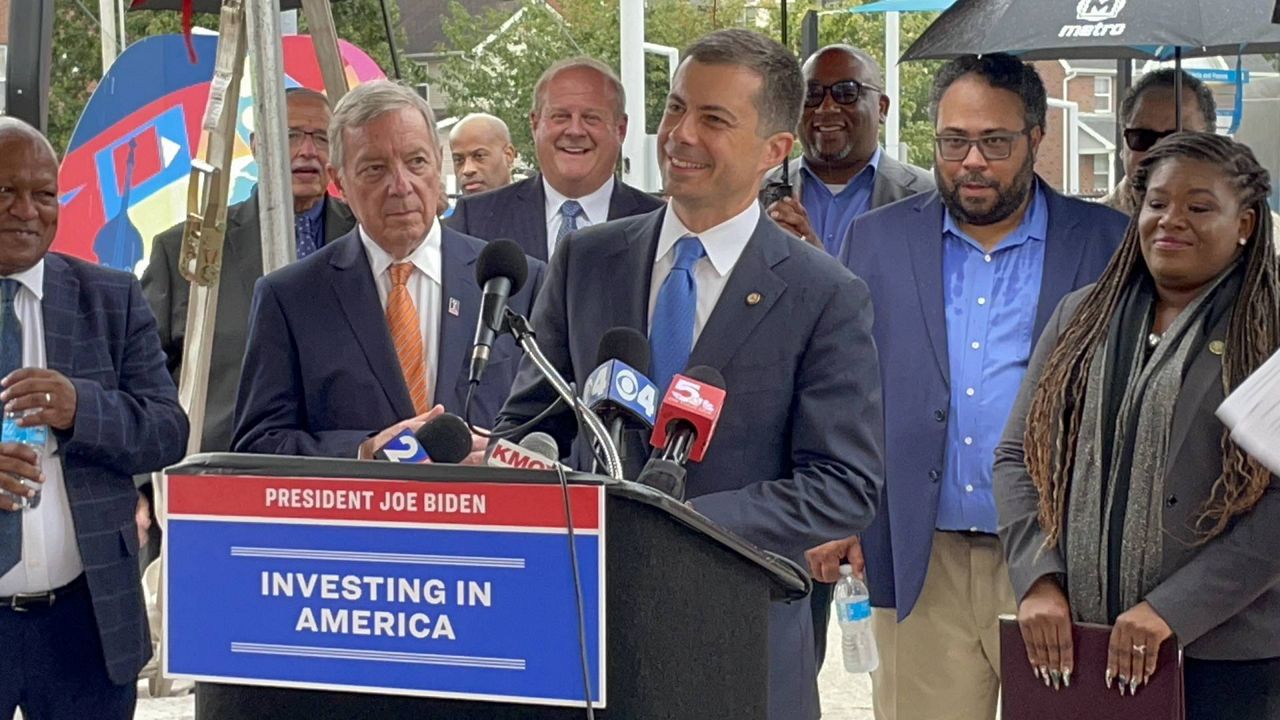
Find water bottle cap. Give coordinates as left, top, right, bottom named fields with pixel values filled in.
left=838, top=563, right=853, bottom=576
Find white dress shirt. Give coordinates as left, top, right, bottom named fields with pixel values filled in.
left=360, top=221, right=443, bottom=407
left=647, top=201, right=760, bottom=344
left=544, top=175, right=615, bottom=258
left=0, top=260, right=85, bottom=595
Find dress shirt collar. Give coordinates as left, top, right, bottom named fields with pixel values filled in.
left=543, top=175, right=615, bottom=226
left=656, top=201, right=760, bottom=277
left=299, top=196, right=327, bottom=223
left=359, top=220, right=443, bottom=285
left=800, top=146, right=882, bottom=190
left=0, top=259, right=45, bottom=300
left=943, top=179, right=1049, bottom=250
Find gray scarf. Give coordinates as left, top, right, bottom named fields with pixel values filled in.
left=1065, top=269, right=1234, bottom=623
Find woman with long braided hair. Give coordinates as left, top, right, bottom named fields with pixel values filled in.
left=993, top=132, right=1280, bottom=718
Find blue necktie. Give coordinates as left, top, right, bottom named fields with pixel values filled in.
left=650, top=236, right=706, bottom=394
left=0, top=279, right=23, bottom=576
left=554, top=200, right=583, bottom=253
left=295, top=213, right=318, bottom=260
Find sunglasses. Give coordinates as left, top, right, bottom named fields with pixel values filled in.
left=804, top=80, right=881, bottom=108
left=1123, top=128, right=1176, bottom=152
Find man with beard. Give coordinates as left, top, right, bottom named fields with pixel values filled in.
left=448, top=57, right=662, bottom=261
left=834, top=54, right=1126, bottom=720
left=762, top=45, right=932, bottom=256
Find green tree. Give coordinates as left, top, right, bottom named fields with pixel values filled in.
left=435, top=0, right=752, bottom=169
left=46, top=0, right=416, bottom=155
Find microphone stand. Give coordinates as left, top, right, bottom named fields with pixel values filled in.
left=504, top=309, right=625, bottom=480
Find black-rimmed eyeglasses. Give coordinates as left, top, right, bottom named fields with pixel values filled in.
left=804, top=80, right=882, bottom=108
left=934, top=128, right=1032, bottom=161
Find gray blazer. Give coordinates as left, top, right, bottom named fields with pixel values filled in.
left=141, top=193, right=356, bottom=452
left=763, top=151, right=935, bottom=211
left=995, top=286, right=1280, bottom=660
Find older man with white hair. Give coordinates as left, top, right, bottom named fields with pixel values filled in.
left=449, top=112, right=517, bottom=196
left=232, top=80, right=544, bottom=460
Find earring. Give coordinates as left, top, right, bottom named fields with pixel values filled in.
left=1239, top=237, right=1249, bottom=246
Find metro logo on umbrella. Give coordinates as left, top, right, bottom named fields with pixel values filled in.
left=1062, top=0, right=1127, bottom=38
left=53, top=34, right=386, bottom=273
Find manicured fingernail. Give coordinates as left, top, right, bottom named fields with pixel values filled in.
left=1050, top=669, right=1061, bottom=690
left=1032, top=666, right=1041, bottom=681
left=1063, top=669, right=1072, bottom=687
left=1129, top=677, right=1139, bottom=695
left=1118, top=675, right=1128, bottom=696
left=1041, top=667, right=1050, bottom=687
left=1105, top=669, right=1114, bottom=688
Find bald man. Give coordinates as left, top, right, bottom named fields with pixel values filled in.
left=763, top=44, right=932, bottom=256
left=449, top=113, right=517, bottom=196
left=0, top=117, right=187, bottom=718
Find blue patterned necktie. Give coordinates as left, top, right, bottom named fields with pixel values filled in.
left=650, top=236, right=706, bottom=394
left=554, top=200, right=583, bottom=254
left=294, top=213, right=318, bottom=260
left=0, top=279, right=23, bottom=575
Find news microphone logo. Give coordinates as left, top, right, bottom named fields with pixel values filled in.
left=650, top=372, right=726, bottom=463
left=486, top=438, right=569, bottom=472
left=376, top=428, right=430, bottom=463
left=582, top=359, right=658, bottom=424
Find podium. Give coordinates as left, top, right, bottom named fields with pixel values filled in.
left=162, top=453, right=808, bottom=720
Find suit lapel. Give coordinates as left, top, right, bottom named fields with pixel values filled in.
left=904, top=194, right=950, bottom=384
left=515, top=177, right=549, bottom=261
left=870, top=156, right=916, bottom=208
left=1035, top=187, right=1086, bottom=338
left=39, top=254, right=77, bottom=379
left=687, top=217, right=788, bottom=370
left=227, top=193, right=265, bottom=278
left=437, top=228, right=480, bottom=398
left=323, top=196, right=356, bottom=242
left=1166, top=298, right=1232, bottom=464
left=610, top=211, right=663, bottom=336
left=327, top=233, right=417, bottom=418
left=607, top=179, right=638, bottom=221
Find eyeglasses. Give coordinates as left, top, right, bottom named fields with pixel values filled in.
left=1123, top=128, right=1176, bottom=152
left=934, top=128, right=1031, bottom=162
left=288, top=129, right=329, bottom=150
left=804, top=80, right=882, bottom=108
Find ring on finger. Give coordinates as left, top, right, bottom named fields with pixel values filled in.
left=1132, top=643, right=1147, bottom=655
left=43, top=392, right=51, bottom=405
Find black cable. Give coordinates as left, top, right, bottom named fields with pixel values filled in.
left=464, top=380, right=569, bottom=441
left=554, top=462, right=596, bottom=719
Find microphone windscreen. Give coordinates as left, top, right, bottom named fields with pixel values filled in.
left=475, top=239, right=529, bottom=293
left=594, top=327, right=651, bottom=374
left=415, top=413, right=473, bottom=464
left=519, top=431, right=561, bottom=463
left=682, top=364, right=726, bottom=390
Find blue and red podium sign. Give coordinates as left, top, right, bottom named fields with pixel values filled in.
left=164, top=473, right=606, bottom=707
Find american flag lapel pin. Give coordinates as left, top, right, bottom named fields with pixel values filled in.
left=448, top=297, right=461, bottom=317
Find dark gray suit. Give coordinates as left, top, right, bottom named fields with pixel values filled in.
left=995, top=286, right=1280, bottom=660
left=142, top=193, right=355, bottom=452
left=764, top=152, right=934, bottom=212
left=494, top=208, right=885, bottom=719
left=446, top=173, right=664, bottom=262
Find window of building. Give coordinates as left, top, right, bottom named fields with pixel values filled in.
left=1093, top=76, right=1112, bottom=114
left=1092, top=154, right=1112, bottom=194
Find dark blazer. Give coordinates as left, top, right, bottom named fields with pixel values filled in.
left=40, top=253, right=189, bottom=683
left=446, top=173, right=665, bottom=261
left=996, top=286, right=1280, bottom=661
left=838, top=183, right=1127, bottom=619
left=494, top=208, right=885, bottom=720
left=764, top=151, right=935, bottom=211
left=142, top=193, right=355, bottom=452
left=232, top=227, right=544, bottom=458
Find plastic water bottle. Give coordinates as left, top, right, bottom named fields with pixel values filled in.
left=2, top=408, right=46, bottom=508
left=833, top=563, right=878, bottom=673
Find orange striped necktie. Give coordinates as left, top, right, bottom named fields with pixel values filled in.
left=386, top=262, right=429, bottom=414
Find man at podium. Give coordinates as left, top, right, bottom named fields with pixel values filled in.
left=495, top=30, right=885, bottom=720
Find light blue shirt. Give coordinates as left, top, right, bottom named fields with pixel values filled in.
left=936, top=183, right=1048, bottom=533
left=799, top=147, right=881, bottom=257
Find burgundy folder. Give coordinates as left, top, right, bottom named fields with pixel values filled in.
left=1000, top=617, right=1184, bottom=720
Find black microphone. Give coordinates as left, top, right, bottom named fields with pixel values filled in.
left=376, top=412, right=473, bottom=464
left=470, top=239, right=529, bottom=384
left=637, top=365, right=726, bottom=499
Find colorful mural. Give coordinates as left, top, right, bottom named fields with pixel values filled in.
left=53, top=34, right=386, bottom=272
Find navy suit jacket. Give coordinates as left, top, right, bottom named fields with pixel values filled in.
left=232, top=227, right=544, bottom=457
left=495, top=208, right=884, bottom=720
left=38, top=253, right=189, bottom=683
left=837, top=184, right=1127, bottom=619
left=446, top=174, right=665, bottom=261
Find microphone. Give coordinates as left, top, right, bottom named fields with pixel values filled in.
left=486, top=432, right=568, bottom=472
left=582, top=328, right=658, bottom=467
left=470, top=239, right=529, bottom=384
left=637, top=366, right=726, bottom=499
left=375, top=413, right=473, bottom=464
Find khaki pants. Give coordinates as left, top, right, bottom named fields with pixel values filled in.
left=870, top=531, right=1016, bottom=720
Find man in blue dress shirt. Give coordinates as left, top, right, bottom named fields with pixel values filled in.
left=835, top=54, right=1126, bottom=719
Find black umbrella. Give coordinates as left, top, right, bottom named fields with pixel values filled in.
left=902, top=0, right=1280, bottom=131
